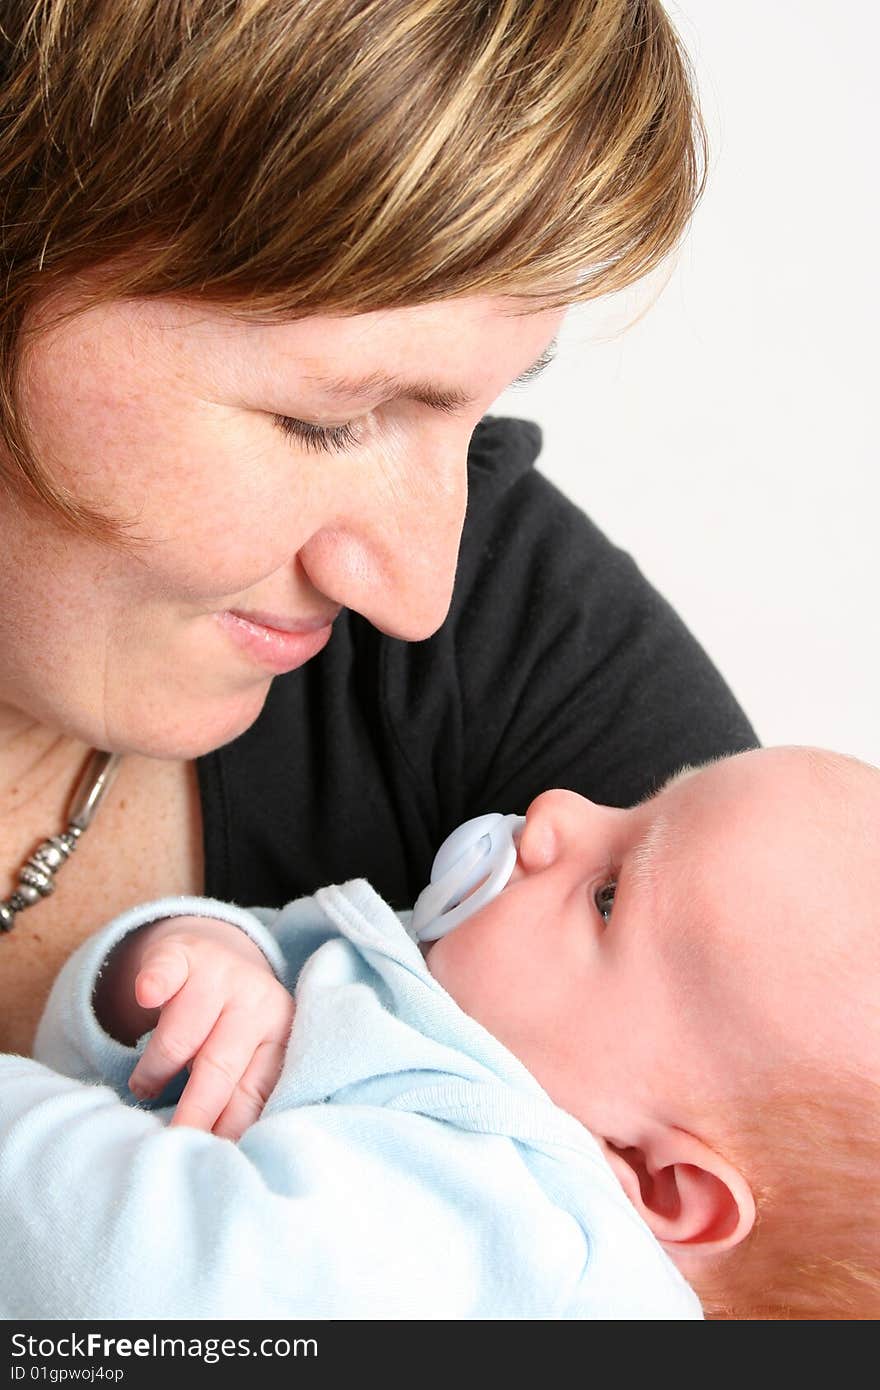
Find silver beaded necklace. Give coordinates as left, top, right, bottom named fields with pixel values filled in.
left=0, top=749, right=123, bottom=933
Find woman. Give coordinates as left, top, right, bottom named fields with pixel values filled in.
left=0, top=1, right=755, bottom=1316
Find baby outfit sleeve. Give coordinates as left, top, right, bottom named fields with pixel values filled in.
left=1, top=885, right=702, bottom=1319
left=1, top=1031, right=702, bottom=1319
left=0, top=1051, right=567, bottom=1318
left=32, top=895, right=287, bottom=1099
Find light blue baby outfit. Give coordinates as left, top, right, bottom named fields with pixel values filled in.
left=0, top=880, right=702, bottom=1319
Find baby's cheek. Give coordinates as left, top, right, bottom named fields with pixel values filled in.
left=423, top=928, right=480, bottom=1005
left=423, top=908, right=518, bottom=1023
left=422, top=933, right=455, bottom=987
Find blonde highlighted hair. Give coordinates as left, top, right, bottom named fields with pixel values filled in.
left=0, top=0, right=706, bottom=539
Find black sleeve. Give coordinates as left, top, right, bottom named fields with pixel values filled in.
left=200, top=416, right=757, bottom=913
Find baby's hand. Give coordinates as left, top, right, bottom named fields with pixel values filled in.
left=127, top=916, right=295, bottom=1141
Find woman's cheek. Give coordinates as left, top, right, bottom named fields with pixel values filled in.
left=58, top=388, right=315, bottom=600
left=132, top=442, right=320, bottom=601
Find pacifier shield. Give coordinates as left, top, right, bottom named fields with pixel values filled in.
left=412, top=812, right=525, bottom=942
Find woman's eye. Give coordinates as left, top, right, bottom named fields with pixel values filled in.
left=273, top=414, right=362, bottom=454
left=594, top=880, right=617, bottom=924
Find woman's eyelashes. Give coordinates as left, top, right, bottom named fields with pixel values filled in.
left=594, top=879, right=617, bottom=925
left=273, top=414, right=362, bottom=454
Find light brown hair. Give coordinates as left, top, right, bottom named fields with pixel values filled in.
left=1, top=0, right=706, bottom=539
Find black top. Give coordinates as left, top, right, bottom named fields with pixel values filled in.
left=197, top=415, right=757, bottom=913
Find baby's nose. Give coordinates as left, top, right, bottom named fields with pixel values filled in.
left=519, top=789, right=619, bottom=873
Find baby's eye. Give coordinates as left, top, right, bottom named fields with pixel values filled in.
left=594, top=880, right=617, bottom=924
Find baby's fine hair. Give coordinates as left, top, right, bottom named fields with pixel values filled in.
left=698, top=749, right=880, bottom=1320
left=694, top=1069, right=880, bottom=1320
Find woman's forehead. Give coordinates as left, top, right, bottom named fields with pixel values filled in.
left=145, top=294, right=564, bottom=410
left=37, top=292, right=563, bottom=394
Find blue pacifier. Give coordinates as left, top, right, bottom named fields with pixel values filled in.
left=411, top=812, right=526, bottom=943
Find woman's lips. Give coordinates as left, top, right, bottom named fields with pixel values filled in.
left=215, top=608, right=338, bottom=675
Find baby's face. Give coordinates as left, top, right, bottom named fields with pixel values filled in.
left=426, top=747, right=880, bottom=1142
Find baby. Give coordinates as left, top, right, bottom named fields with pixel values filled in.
left=33, top=745, right=880, bottom=1320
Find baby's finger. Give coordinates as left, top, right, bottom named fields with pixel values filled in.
left=168, top=1007, right=264, bottom=1133
left=211, top=1040, right=289, bottom=1142
left=134, top=941, right=191, bottom=1010
left=129, top=978, right=223, bottom=1100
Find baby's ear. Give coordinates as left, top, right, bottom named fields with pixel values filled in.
left=600, top=1126, right=756, bottom=1257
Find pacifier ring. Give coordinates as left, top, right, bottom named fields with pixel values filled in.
left=411, top=812, right=525, bottom=943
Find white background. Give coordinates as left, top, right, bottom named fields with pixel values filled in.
left=493, top=0, right=879, bottom=765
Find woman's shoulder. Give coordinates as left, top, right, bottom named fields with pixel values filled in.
left=456, top=414, right=629, bottom=614
left=462, top=412, right=610, bottom=550
left=467, top=413, right=544, bottom=484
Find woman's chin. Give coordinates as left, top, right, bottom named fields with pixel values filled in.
left=110, top=681, right=273, bottom=761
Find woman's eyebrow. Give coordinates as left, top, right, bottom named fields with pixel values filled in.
left=301, top=336, right=559, bottom=415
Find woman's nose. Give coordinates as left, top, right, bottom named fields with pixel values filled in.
left=518, top=789, right=624, bottom=874
left=297, top=428, right=470, bottom=641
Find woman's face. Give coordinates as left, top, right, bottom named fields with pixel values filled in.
left=1, top=293, right=564, bottom=757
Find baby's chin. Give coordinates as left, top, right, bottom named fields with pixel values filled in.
left=420, top=846, right=527, bottom=975
left=422, top=858, right=526, bottom=963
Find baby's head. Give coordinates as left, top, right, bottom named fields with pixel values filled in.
left=426, top=746, right=880, bottom=1319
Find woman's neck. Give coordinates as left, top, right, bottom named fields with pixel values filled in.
left=0, top=708, right=93, bottom=824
